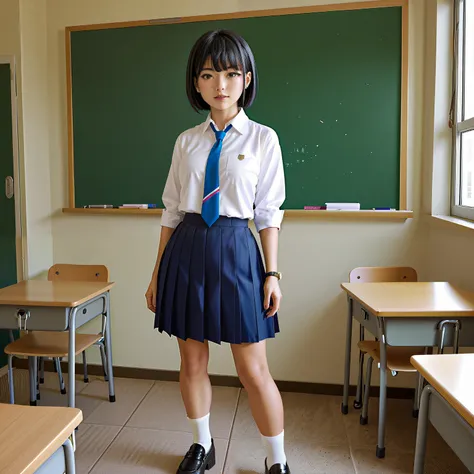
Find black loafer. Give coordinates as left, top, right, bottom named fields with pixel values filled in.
left=265, top=458, right=291, bottom=474
left=177, top=440, right=216, bottom=473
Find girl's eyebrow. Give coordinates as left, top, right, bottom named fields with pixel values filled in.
left=200, top=66, right=240, bottom=72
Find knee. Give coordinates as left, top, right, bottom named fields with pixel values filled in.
left=237, top=363, right=270, bottom=391
left=180, top=353, right=208, bottom=378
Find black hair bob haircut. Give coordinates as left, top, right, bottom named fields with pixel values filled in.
left=186, top=29, right=258, bottom=113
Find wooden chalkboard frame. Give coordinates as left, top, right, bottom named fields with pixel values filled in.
left=64, top=0, right=412, bottom=220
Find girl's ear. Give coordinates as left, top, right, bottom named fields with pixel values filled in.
left=245, top=71, right=252, bottom=89
left=194, top=77, right=200, bottom=93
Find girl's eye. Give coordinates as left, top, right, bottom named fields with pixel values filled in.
left=228, top=72, right=241, bottom=78
left=200, top=74, right=212, bottom=80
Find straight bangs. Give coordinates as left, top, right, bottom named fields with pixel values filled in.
left=194, top=33, right=247, bottom=76
left=186, top=30, right=258, bottom=112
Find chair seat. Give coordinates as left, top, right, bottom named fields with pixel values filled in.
left=4, top=331, right=102, bottom=358
left=357, top=340, right=425, bottom=372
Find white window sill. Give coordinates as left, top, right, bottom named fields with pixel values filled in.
left=432, top=215, right=474, bottom=232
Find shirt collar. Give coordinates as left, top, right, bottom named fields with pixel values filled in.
left=202, top=108, right=249, bottom=136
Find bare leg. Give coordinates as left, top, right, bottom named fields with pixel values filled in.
left=231, top=341, right=284, bottom=437
left=177, top=338, right=211, bottom=419
left=175, top=338, right=216, bottom=473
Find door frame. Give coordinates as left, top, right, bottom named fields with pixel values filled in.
left=0, top=55, right=25, bottom=282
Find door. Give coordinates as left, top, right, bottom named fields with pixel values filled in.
left=0, top=59, right=20, bottom=366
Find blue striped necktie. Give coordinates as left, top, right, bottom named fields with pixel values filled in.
left=202, top=123, right=232, bottom=227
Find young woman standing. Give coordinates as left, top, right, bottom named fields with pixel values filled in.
left=146, top=29, right=289, bottom=474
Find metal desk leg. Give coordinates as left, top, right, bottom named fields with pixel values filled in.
left=413, top=385, right=431, bottom=474
left=29, top=356, right=37, bottom=406
left=377, top=327, right=387, bottom=458
left=40, top=357, right=45, bottom=384
left=342, top=296, right=353, bottom=414
left=360, top=356, right=373, bottom=425
left=354, top=324, right=365, bottom=410
left=63, top=437, right=76, bottom=474
left=8, top=354, right=14, bottom=404
left=68, top=307, right=78, bottom=408
left=104, top=291, right=116, bottom=402
left=413, top=372, right=424, bottom=418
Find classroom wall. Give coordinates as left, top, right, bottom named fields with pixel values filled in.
left=421, top=0, right=474, bottom=293
left=0, top=0, right=24, bottom=279
left=18, top=0, right=54, bottom=278
left=0, top=0, right=21, bottom=61
left=0, top=0, right=54, bottom=279
left=41, top=0, right=426, bottom=387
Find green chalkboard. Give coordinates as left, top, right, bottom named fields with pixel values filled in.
left=69, top=6, right=403, bottom=210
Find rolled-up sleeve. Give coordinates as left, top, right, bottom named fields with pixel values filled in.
left=161, top=135, right=185, bottom=228
left=254, top=129, right=286, bottom=232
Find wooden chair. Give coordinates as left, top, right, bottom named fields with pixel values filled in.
left=349, top=266, right=426, bottom=424
left=5, top=264, right=109, bottom=405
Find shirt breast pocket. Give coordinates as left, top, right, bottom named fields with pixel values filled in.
left=222, top=153, right=259, bottom=178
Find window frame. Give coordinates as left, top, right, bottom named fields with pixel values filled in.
left=451, top=0, right=474, bottom=220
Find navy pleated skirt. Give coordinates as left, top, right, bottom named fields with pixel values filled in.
left=154, top=213, right=280, bottom=344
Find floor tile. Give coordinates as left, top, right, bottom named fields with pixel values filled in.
left=75, top=424, right=122, bottom=474
left=80, top=377, right=154, bottom=426
left=351, top=446, right=470, bottom=474
left=224, top=437, right=355, bottom=474
left=127, top=381, right=239, bottom=439
left=90, top=427, right=228, bottom=473
left=0, top=368, right=90, bottom=406
left=343, top=397, right=420, bottom=452
left=232, top=391, right=348, bottom=445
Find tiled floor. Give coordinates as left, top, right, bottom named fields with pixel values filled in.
left=0, top=369, right=469, bottom=473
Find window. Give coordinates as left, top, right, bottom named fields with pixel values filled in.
left=452, top=0, right=474, bottom=220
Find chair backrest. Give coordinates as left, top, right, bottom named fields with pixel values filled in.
left=349, top=266, right=417, bottom=283
left=48, top=264, right=109, bottom=282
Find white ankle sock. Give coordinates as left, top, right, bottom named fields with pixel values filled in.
left=187, top=413, right=212, bottom=453
left=261, top=430, right=287, bottom=468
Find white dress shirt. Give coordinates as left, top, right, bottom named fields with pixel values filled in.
left=161, top=109, right=285, bottom=232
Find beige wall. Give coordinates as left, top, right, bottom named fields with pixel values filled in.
left=19, top=0, right=54, bottom=278
left=421, top=1, right=474, bottom=294
left=0, top=0, right=54, bottom=279
left=2, top=0, right=431, bottom=388
left=0, top=0, right=25, bottom=280
left=0, top=0, right=20, bottom=56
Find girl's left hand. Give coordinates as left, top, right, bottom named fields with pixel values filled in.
left=264, top=277, right=282, bottom=317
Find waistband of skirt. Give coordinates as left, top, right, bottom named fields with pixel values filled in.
left=183, top=213, right=249, bottom=227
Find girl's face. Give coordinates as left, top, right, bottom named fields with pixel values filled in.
left=195, top=57, right=252, bottom=113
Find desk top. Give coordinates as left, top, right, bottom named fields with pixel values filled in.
left=0, top=403, right=82, bottom=474
left=411, top=354, right=474, bottom=428
left=0, top=280, right=115, bottom=307
left=341, top=282, right=474, bottom=317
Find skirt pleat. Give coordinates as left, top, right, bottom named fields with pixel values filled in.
left=160, top=224, right=187, bottom=336
left=204, top=226, right=221, bottom=343
left=156, top=226, right=179, bottom=334
left=154, top=213, right=280, bottom=344
left=220, top=226, right=239, bottom=343
left=186, top=225, right=206, bottom=342
left=173, top=224, right=195, bottom=339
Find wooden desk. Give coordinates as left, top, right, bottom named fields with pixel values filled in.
left=0, top=280, right=116, bottom=408
left=342, top=282, right=474, bottom=317
left=411, top=354, right=474, bottom=473
left=0, top=403, right=82, bottom=474
left=340, top=282, right=474, bottom=458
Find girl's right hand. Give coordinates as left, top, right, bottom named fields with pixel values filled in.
left=145, top=277, right=157, bottom=313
